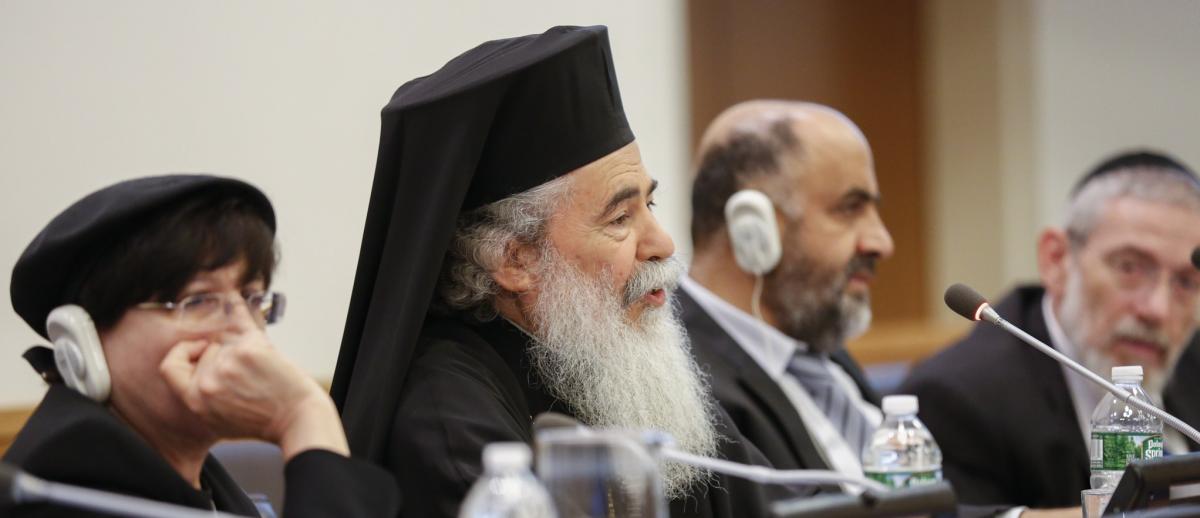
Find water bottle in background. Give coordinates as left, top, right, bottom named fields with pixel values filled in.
left=862, top=395, right=943, bottom=489
left=459, top=442, right=557, bottom=518
left=1089, top=365, right=1164, bottom=490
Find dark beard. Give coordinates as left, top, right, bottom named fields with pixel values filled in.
left=763, top=251, right=875, bottom=353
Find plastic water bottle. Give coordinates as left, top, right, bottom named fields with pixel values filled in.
left=1089, top=365, right=1163, bottom=490
left=862, top=395, right=943, bottom=489
left=459, top=442, right=557, bottom=518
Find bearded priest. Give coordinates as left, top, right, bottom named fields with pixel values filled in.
left=331, top=25, right=787, bottom=518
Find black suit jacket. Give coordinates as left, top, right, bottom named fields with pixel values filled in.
left=4, top=383, right=399, bottom=517
left=678, top=288, right=881, bottom=473
left=900, top=285, right=1200, bottom=508
left=681, top=286, right=1014, bottom=518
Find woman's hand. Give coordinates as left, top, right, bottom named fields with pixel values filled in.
left=159, top=329, right=350, bottom=460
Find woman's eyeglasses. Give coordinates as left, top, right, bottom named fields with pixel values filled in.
left=136, top=291, right=286, bottom=328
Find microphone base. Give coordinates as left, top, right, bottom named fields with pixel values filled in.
left=770, top=481, right=957, bottom=518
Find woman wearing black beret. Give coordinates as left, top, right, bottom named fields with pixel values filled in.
left=4, top=174, right=399, bottom=517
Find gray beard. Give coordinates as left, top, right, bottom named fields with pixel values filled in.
left=764, top=251, right=873, bottom=353
left=1058, top=266, right=1182, bottom=399
left=525, top=248, right=719, bottom=499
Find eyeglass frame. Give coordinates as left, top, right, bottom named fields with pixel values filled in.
left=134, top=291, right=287, bottom=328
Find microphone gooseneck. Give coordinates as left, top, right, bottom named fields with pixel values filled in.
left=532, top=412, right=889, bottom=494
left=0, top=462, right=242, bottom=517
left=654, top=446, right=889, bottom=494
left=943, top=283, right=1200, bottom=446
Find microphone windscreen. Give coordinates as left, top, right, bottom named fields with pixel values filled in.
left=533, top=412, right=584, bottom=433
left=1192, top=247, right=1200, bottom=270
left=944, top=283, right=989, bottom=321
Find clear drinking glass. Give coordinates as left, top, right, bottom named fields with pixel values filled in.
left=535, top=428, right=667, bottom=518
left=1082, top=487, right=1114, bottom=518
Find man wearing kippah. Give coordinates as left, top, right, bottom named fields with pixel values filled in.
left=902, top=151, right=1200, bottom=510
left=331, top=26, right=784, bottom=517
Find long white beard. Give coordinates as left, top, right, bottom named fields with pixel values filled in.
left=525, top=249, right=719, bottom=499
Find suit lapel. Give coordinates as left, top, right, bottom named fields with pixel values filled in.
left=677, top=290, right=831, bottom=470
left=1008, top=288, right=1091, bottom=475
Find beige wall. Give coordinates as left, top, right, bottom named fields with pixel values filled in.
left=1032, top=1, right=1200, bottom=226
left=0, top=0, right=689, bottom=408
left=925, top=0, right=1200, bottom=321
left=4, top=0, right=1200, bottom=408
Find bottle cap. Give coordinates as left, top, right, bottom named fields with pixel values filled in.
left=882, top=395, right=919, bottom=415
left=1111, top=365, right=1144, bottom=382
left=482, top=442, right=532, bottom=471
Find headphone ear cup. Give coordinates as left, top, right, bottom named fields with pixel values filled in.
left=724, top=190, right=782, bottom=275
left=47, top=305, right=111, bottom=402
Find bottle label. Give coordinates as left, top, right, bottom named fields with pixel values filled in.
left=1090, top=431, right=1164, bottom=470
left=864, top=469, right=942, bottom=489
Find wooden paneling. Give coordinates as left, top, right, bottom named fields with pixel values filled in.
left=0, top=407, right=33, bottom=457
left=688, top=0, right=929, bottom=323
left=846, top=319, right=967, bottom=365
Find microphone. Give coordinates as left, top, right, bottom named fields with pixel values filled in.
left=1, top=462, right=242, bottom=518
left=943, top=284, right=1200, bottom=446
left=531, top=412, right=889, bottom=493
left=945, top=283, right=1000, bottom=324
left=1192, top=247, right=1200, bottom=270
left=533, top=411, right=585, bottom=432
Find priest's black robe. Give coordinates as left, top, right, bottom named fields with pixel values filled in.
left=385, top=315, right=790, bottom=518
left=3, top=383, right=400, bottom=517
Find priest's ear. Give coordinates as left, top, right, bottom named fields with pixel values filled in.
left=492, top=239, right=541, bottom=294
left=1037, top=227, right=1071, bottom=300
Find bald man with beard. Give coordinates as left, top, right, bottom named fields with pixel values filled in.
left=682, top=100, right=892, bottom=480
left=681, top=101, right=1073, bottom=518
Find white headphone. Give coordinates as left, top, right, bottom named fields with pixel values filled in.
left=724, top=189, right=782, bottom=275
left=46, top=305, right=111, bottom=402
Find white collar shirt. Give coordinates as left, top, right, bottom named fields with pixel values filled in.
left=1040, top=294, right=1186, bottom=454
left=681, top=277, right=883, bottom=481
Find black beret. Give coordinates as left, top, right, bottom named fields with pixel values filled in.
left=11, top=174, right=275, bottom=338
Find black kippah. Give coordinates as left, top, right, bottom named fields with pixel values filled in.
left=1071, top=150, right=1200, bottom=197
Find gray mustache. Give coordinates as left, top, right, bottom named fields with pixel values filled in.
left=623, top=256, right=686, bottom=307
left=1112, top=319, right=1169, bottom=351
left=846, top=254, right=877, bottom=278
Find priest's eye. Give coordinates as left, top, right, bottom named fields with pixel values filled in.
left=646, top=200, right=657, bottom=211
left=611, top=213, right=631, bottom=226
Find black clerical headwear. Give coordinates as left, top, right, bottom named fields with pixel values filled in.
left=10, top=175, right=275, bottom=338
left=1071, top=150, right=1200, bottom=196
left=331, top=25, right=635, bottom=461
